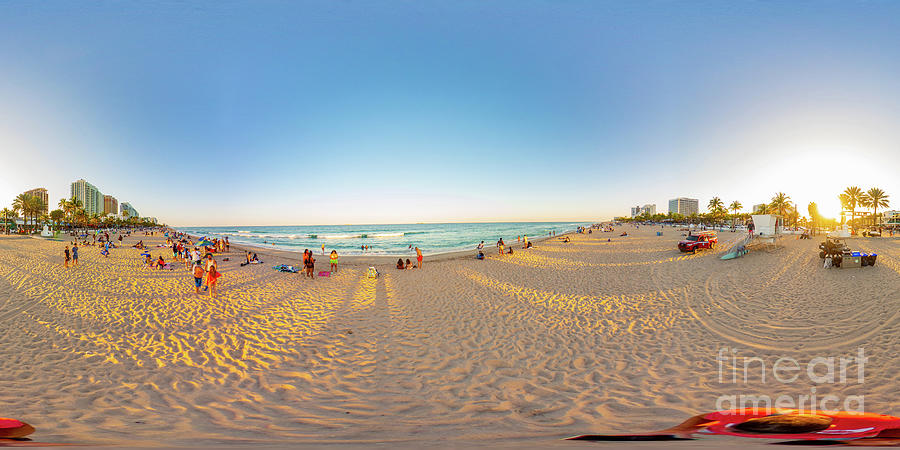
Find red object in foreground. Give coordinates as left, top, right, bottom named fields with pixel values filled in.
left=0, top=418, right=34, bottom=439
left=677, top=231, right=718, bottom=253
left=568, top=409, right=900, bottom=445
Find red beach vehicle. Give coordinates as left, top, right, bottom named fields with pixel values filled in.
left=677, top=231, right=717, bottom=253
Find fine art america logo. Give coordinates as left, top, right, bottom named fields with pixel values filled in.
left=715, top=347, right=867, bottom=414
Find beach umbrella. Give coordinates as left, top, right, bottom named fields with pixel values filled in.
left=196, top=239, right=215, bottom=247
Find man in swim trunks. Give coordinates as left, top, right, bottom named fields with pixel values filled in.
left=415, top=247, right=423, bottom=268
left=192, top=261, right=204, bottom=294
left=72, top=243, right=79, bottom=266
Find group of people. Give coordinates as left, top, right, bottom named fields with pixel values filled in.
left=301, top=249, right=339, bottom=278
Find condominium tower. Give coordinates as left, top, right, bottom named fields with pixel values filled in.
left=70, top=179, right=104, bottom=216
left=668, top=197, right=699, bottom=216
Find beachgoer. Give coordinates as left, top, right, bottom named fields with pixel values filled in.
left=225, top=237, right=229, bottom=252
left=72, top=243, right=79, bottom=266
left=523, top=235, right=528, bottom=248
left=330, top=250, right=338, bottom=272
left=156, top=256, right=165, bottom=269
left=206, top=261, right=220, bottom=298
left=204, top=254, right=217, bottom=291
left=305, top=253, right=315, bottom=278
left=405, top=258, right=412, bottom=269
left=477, top=241, right=484, bottom=250
left=397, top=258, right=405, bottom=270
left=497, top=238, right=505, bottom=256
left=192, top=261, right=204, bottom=294
left=64, top=245, right=70, bottom=268
left=322, top=243, right=325, bottom=255
left=415, top=246, right=423, bottom=268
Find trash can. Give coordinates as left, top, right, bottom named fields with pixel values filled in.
left=843, top=251, right=861, bottom=268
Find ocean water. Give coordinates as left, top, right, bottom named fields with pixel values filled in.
left=177, top=222, right=590, bottom=256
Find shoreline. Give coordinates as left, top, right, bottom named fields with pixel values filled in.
left=184, top=229, right=581, bottom=268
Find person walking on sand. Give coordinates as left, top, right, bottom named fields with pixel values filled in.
left=72, top=243, right=79, bottom=267
left=330, top=250, right=338, bottom=273
left=192, top=261, right=204, bottom=294
left=415, top=246, right=423, bottom=268
left=523, top=235, right=528, bottom=249
left=322, top=243, right=325, bottom=255
left=497, top=238, right=505, bottom=257
left=204, top=254, right=217, bottom=292
left=206, top=261, right=220, bottom=298
left=64, top=245, right=70, bottom=268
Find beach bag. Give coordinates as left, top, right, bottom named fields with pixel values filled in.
left=366, top=267, right=379, bottom=278
left=318, top=271, right=331, bottom=277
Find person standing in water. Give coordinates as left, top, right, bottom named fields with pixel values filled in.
left=415, top=246, right=423, bottom=268
left=322, top=243, right=325, bottom=255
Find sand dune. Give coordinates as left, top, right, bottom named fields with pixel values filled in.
left=2, top=227, right=899, bottom=447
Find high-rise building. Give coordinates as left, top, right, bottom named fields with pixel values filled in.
left=23, top=188, right=49, bottom=215
left=640, top=204, right=656, bottom=216
left=668, top=197, right=699, bottom=216
left=120, top=202, right=139, bottom=219
left=630, top=206, right=641, bottom=217
left=104, top=195, right=119, bottom=216
left=70, top=179, right=104, bottom=216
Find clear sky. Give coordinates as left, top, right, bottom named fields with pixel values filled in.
left=2, top=1, right=900, bottom=226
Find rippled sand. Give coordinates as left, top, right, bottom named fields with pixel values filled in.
left=2, top=228, right=899, bottom=447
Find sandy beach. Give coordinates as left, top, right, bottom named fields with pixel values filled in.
left=3, top=227, right=900, bottom=448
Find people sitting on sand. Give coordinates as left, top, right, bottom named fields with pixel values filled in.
left=525, top=241, right=533, bottom=249
left=620, top=232, right=627, bottom=236
left=476, top=251, right=485, bottom=260
left=405, top=258, right=413, bottom=269
left=397, top=258, right=405, bottom=270
left=241, top=251, right=253, bottom=266
left=156, top=256, right=165, bottom=269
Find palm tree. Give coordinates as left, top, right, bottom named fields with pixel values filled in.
left=728, top=201, right=742, bottom=228
left=768, top=192, right=791, bottom=229
left=12, top=194, right=29, bottom=230
left=843, top=186, right=865, bottom=225
left=865, top=188, right=889, bottom=227
left=707, top=197, right=724, bottom=225
left=1, top=207, right=13, bottom=234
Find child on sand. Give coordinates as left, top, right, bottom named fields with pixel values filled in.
left=330, top=250, right=338, bottom=272
left=64, top=245, right=70, bottom=268
left=206, top=262, right=220, bottom=298
left=192, top=261, right=204, bottom=294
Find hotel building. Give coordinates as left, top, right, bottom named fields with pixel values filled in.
left=104, top=195, right=119, bottom=216
left=23, top=188, right=49, bottom=215
left=668, top=197, right=699, bottom=216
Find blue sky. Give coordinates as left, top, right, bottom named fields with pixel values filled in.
left=2, top=1, right=900, bottom=225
